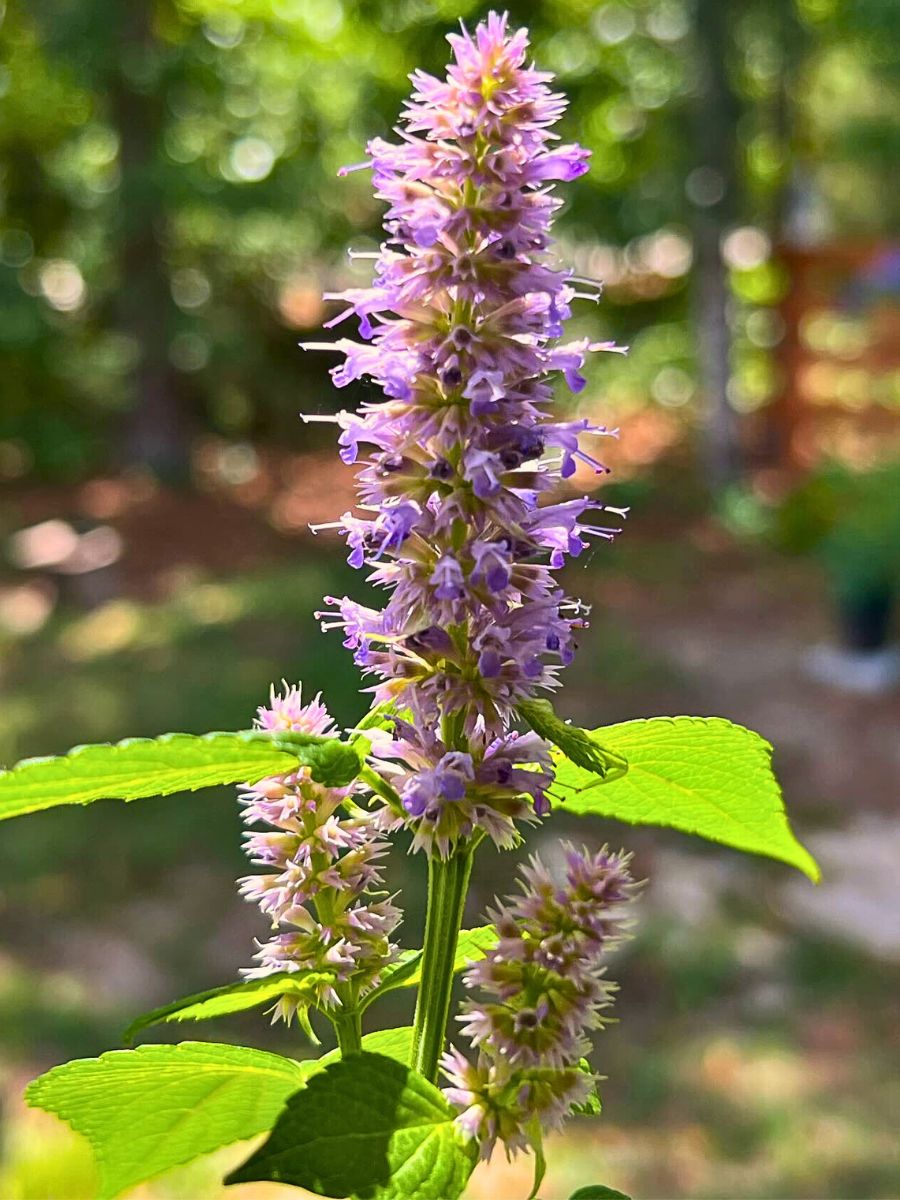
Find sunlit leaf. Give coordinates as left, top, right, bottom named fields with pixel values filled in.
left=226, top=1052, right=475, bottom=1199
left=123, top=970, right=335, bottom=1044
left=0, top=729, right=362, bottom=820
left=26, top=1042, right=310, bottom=1200
left=316, top=1026, right=415, bottom=1072
left=361, top=925, right=499, bottom=1011
left=553, top=717, right=819, bottom=881
left=518, top=698, right=627, bottom=781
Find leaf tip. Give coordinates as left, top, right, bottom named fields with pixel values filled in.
left=796, top=845, right=822, bottom=885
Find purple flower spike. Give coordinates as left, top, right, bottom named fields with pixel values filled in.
left=441, top=844, right=638, bottom=1158
left=302, top=12, right=625, bottom=854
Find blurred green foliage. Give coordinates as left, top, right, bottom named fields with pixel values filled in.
left=775, top=460, right=900, bottom=603
left=0, top=0, right=897, bottom=477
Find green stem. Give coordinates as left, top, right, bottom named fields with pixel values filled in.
left=333, top=1006, right=362, bottom=1056
left=358, top=763, right=404, bottom=814
left=411, top=845, right=474, bottom=1083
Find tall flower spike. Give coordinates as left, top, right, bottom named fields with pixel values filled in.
left=307, top=12, right=626, bottom=858
left=441, top=843, right=637, bottom=1159
left=237, top=683, right=401, bottom=1022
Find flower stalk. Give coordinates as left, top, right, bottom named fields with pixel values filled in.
left=411, top=845, right=474, bottom=1082
left=332, top=1006, right=363, bottom=1056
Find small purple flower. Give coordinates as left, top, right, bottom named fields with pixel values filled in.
left=470, top=540, right=511, bottom=593
left=431, top=554, right=465, bottom=601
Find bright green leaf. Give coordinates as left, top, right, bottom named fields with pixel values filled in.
left=0, top=729, right=362, bottom=821
left=526, top=1120, right=546, bottom=1200
left=123, top=970, right=335, bottom=1044
left=350, top=700, right=402, bottom=738
left=358, top=1026, right=415, bottom=1063
left=553, top=717, right=819, bottom=881
left=451, top=925, right=500, bottom=972
left=570, top=1058, right=602, bottom=1116
left=226, top=1051, right=476, bottom=1199
left=518, top=698, right=628, bottom=781
left=359, top=949, right=423, bottom=1005
left=360, top=926, right=499, bottom=1012
left=292, top=1026, right=415, bottom=1096
left=316, top=1026, right=415, bottom=1073
left=569, top=1187, right=632, bottom=1200
left=25, top=1042, right=310, bottom=1200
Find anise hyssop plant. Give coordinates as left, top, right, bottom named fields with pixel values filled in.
left=1, top=15, right=818, bottom=1200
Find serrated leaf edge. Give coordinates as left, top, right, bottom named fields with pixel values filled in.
left=26, top=1042, right=309, bottom=1200
left=555, top=715, right=820, bottom=882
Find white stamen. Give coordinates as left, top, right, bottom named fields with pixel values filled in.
left=337, top=161, right=371, bottom=176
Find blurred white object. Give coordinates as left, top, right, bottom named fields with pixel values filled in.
left=804, top=643, right=900, bottom=695
left=780, top=819, right=900, bottom=961
left=9, top=520, right=123, bottom=575
left=9, top=519, right=79, bottom=569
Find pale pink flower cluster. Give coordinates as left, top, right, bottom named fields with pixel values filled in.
left=238, top=684, right=400, bottom=1019
left=441, top=844, right=636, bottom=1157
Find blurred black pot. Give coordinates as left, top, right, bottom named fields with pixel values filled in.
left=836, top=585, right=895, bottom=653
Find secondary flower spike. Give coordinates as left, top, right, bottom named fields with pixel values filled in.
left=441, top=844, right=637, bottom=1159
left=307, top=12, right=625, bottom=854
left=238, top=684, right=401, bottom=1020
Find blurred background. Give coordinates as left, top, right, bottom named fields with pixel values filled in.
left=1, top=0, right=898, bottom=1197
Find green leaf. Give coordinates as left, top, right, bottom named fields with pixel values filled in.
left=553, top=716, right=819, bottom=881
left=526, top=1120, right=546, bottom=1200
left=570, top=1058, right=602, bottom=1116
left=123, top=970, right=335, bottom=1044
left=292, top=1027, right=415, bottom=1096
left=25, top=1041, right=310, bottom=1200
left=450, top=925, right=500, bottom=972
left=360, top=949, right=423, bottom=1004
left=226, top=1051, right=476, bottom=1199
left=518, top=698, right=628, bottom=782
left=569, top=1187, right=632, bottom=1200
left=0, top=729, right=362, bottom=821
left=360, top=926, right=499, bottom=1012
left=350, top=700, right=402, bottom=738
left=316, top=1026, right=414, bottom=1072
left=358, top=1026, right=415, bottom=1064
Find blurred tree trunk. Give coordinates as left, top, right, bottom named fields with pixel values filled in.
left=111, top=2, right=191, bottom=482
left=763, top=1, right=809, bottom=468
left=690, top=0, right=742, bottom=492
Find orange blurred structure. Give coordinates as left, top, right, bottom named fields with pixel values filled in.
left=773, top=242, right=900, bottom=470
